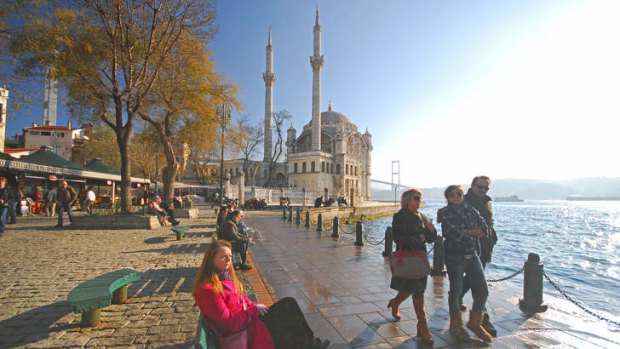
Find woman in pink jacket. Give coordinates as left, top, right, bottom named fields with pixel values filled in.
left=193, top=240, right=330, bottom=349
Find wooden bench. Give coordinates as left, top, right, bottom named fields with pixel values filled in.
left=67, top=269, right=141, bottom=327
left=172, top=226, right=190, bottom=240
left=195, top=291, right=258, bottom=348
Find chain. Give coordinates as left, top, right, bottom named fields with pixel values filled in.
left=543, top=271, right=620, bottom=328
left=486, top=266, right=524, bottom=283
left=363, top=234, right=385, bottom=245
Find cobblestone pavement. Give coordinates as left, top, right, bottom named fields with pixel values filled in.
left=245, top=211, right=620, bottom=349
left=0, top=209, right=222, bottom=348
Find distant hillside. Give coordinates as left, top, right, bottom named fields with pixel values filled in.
left=372, top=177, right=620, bottom=201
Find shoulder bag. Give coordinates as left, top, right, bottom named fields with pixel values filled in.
left=390, top=239, right=431, bottom=279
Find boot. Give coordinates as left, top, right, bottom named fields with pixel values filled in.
left=449, top=313, right=470, bottom=342
left=387, top=298, right=401, bottom=321
left=466, top=310, right=492, bottom=342
left=482, top=312, right=497, bottom=337
left=412, top=297, right=433, bottom=344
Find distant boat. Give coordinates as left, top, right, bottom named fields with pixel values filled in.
left=494, top=195, right=524, bottom=202
left=566, top=196, right=620, bottom=201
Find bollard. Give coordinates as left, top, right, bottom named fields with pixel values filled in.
left=354, top=221, right=364, bottom=246
left=305, top=210, right=310, bottom=228
left=332, top=216, right=340, bottom=238
left=382, top=226, right=393, bottom=257
left=431, top=235, right=447, bottom=276
left=287, top=206, right=293, bottom=223
left=295, top=207, right=301, bottom=225
left=519, top=253, right=548, bottom=313
left=316, top=213, right=323, bottom=232
left=282, top=207, right=287, bottom=220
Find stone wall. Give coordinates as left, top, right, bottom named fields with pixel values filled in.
left=303, top=203, right=400, bottom=223
left=71, top=215, right=161, bottom=230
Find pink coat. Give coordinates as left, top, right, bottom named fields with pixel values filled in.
left=196, top=280, right=275, bottom=349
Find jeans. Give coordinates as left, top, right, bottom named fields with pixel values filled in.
left=0, top=206, right=7, bottom=233
left=57, top=202, right=74, bottom=225
left=446, top=254, right=488, bottom=315
left=8, top=202, right=17, bottom=223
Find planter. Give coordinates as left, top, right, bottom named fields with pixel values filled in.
left=71, top=214, right=161, bottom=230
left=173, top=208, right=199, bottom=219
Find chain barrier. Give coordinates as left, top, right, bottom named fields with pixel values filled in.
left=543, top=271, right=620, bottom=328
left=485, top=266, right=524, bottom=283
left=339, top=225, right=355, bottom=235
left=363, top=233, right=385, bottom=245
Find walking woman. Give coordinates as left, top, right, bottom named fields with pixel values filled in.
left=387, top=188, right=437, bottom=344
left=193, top=240, right=329, bottom=349
left=437, top=185, right=492, bottom=342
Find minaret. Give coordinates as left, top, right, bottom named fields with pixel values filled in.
left=263, top=28, right=275, bottom=162
left=0, top=88, right=8, bottom=153
left=43, top=69, right=58, bottom=126
left=310, top=5, right=324, bottom=151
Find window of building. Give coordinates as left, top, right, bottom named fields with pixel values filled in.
left=294, top=163, right=298, bottom=173
left=346, top=164, right=349, bottom=175
left=336, top=164, right=341, bottom=174
left=355, top=166, right=358, bottom=176
left=302, top=162, right=307, bottom=173
left=311, top=161, right=315, bottom=173
left=29, top=131, right=40, bottom=136
left=41, top=131, right=51, bottom=136
left=264, top=170, right=268, bottom=178
left=321, top=161, right=325, bottom=172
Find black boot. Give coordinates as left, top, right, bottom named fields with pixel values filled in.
left=482, top=312, right=497, bottom=337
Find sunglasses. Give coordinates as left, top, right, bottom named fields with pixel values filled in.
left=449, top=192, right=463, bottom=198
left=475, top=185, right=489, bottom=192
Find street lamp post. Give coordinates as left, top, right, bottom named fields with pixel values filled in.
left=218, top=105, right=231, bottom=207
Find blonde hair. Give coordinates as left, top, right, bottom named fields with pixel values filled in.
left=192, top=240, right=244, bottom=298
left=401, top=188, right=423, bottom=209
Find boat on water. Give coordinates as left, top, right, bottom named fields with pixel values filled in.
left=566, top=196, right=620, bottom=201
left=494, top=195, right=524, bottom=202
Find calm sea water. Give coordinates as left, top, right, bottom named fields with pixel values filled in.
left=359, top=200, right=620, bottom=318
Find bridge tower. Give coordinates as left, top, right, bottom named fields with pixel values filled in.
left=391, top=160, right=400, bottom=203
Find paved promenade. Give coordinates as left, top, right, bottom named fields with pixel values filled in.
left=0, top=208, right=618, bottom=348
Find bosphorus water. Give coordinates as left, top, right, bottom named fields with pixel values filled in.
left=359, top=200, right=620, bottom=321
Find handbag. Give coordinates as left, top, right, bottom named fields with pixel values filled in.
left=207, top=297, right=250, bottom=349
left=390, top=243, right=431, bottom=279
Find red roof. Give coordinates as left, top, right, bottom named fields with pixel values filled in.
left=4, top=147, right=40, bottom=154
left=23, top=125, right=76, bottom=131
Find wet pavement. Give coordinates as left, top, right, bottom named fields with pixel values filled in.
left=0, top=208, right=618, bottom=348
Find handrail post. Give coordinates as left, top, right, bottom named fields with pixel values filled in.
left=519, top=253, right=548, bottom=313
left=354, top=221, right=364, bottom=246
left=316, top=213, right=323, bottom=232
left=431, top=235, right=446, bottom=276
left=295, top=207, right=301, bottom=225
left=305, top=210, right=310, bottom=228
left=287, top=206, right=293, bottom=223
left=332, top=216, right=339, bottom=238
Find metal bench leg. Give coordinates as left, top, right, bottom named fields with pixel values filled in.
left=81, top=308, right=101, bottom=327
left=176, top=231, right=183, bottom=240
left=112, top=285, right=128, bottom=304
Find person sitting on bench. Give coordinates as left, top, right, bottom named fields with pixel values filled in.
left=219, top=210, right=251, bottom=270
left=150, top=195, right=180, bottom=226
left=193, top=240, right=330, bottom=349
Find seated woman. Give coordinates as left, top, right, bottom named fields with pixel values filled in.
left=193, top=240, right=330, bottom=349
left=219, top=210, right=252, bottom=270
left=150, top=195, right=180, bottom=226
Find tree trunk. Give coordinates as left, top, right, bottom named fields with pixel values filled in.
left=116, top=126, right=132, bottom=213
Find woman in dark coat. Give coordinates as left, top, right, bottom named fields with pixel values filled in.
left=388, top=188, right=437, bottom=344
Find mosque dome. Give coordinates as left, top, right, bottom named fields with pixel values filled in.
left=320, top=110, right=351, bottom=125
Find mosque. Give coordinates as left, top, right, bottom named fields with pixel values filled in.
left=223, top=7, right=373, bottom=203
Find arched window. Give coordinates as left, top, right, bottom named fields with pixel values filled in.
left=302, top=162, right=307, bottom=173
left=336, top=164, right=341, bottom=174
left=294, top=163, right=298, bottom=173
left=311, top=161, right=315, bottom=173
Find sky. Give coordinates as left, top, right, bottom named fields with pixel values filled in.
left=6, top=0, right=620, bottom=188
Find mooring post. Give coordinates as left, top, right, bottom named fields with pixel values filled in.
left=519, top=253, right=548, bottom=313
left=287, top=206, right=293, bottom=223
left=305, top=210, right=310, bottom=228
left=332, top=216, right=340, bottom=238
left=295, top=207, right=301, bottom=225
left=316, top=213, right=323, bottom=232
left=354, top=221, right=364, bottom=246
left=382, top=226, right=393, bottom=257
left=282, top=207, right=287, bottom=220
left=431, top=235, right=447, bottom=276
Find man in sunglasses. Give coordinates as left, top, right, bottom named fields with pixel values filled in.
left=462, top=175, right=498, bottom=336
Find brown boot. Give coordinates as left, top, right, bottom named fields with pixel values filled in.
left=412, top=297, right=433, bottom=344
left=449, top=313, right=470, bottom=342
left=466, top=310, right=492, bottom=342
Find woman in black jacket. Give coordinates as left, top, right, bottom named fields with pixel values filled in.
left=388, top=188, right=437, bottom=344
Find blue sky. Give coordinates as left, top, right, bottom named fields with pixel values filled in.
left=7, top=0, right=620, bottom=188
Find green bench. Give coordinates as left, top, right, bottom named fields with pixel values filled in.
left=67, top=269, right=142, bottom=327
left=195, top=291, right=258, bottom=348
left=172, top=226, right=190, bottom=240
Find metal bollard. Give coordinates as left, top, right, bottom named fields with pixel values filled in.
left=354, top=221, right=364, bottom=246
left=305, top=210, right=310, bottom=228
left=332, top=216, right=340, bottom=238
left=382, top=226, right=392, bottom=257
left=282, top=207, right=287, bottom=220
left=287, top=206, right=293, bottom=223
left=519, top=253, right=548, bottom=313
left=431, top=235, right=447, bottom=276
left=295, top=207, right=301, bottom=225
left=316, top=213, right=323, bottom=232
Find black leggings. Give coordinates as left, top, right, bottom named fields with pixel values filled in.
left=260, top=297, right=320, bottom=349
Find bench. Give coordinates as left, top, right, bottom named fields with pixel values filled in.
left=172, top=226, right=190, bottom=240
left=67, top=269, right=141, bottom=327
left=195, top=290, right=258, bottom=349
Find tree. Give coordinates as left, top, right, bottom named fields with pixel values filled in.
left=77, top=124, right=121, bottom=170
left=137, top=33, right=238, bottom=202
left=228, top=116, right=264, bottom=184
left=267, top=110, right=292, bottom=185
left=12, top=0, right=216, bottom=212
